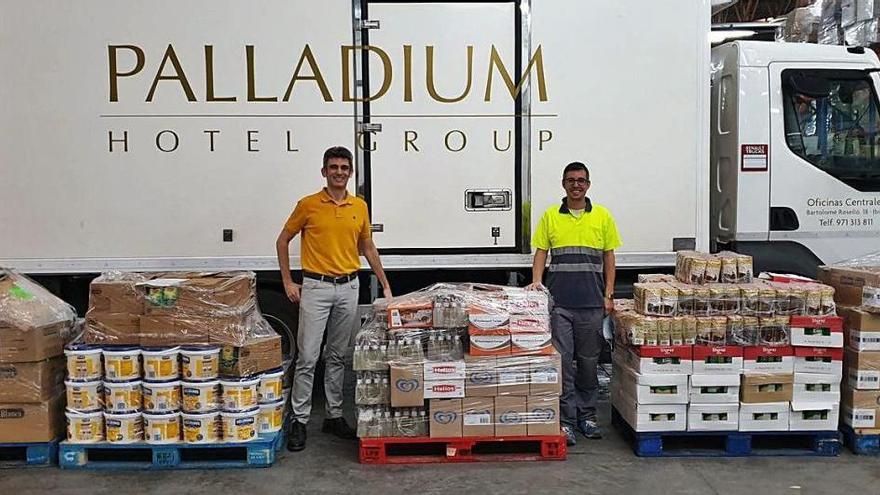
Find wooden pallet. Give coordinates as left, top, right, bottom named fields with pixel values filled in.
left=612, top=407, right=840, bottom=457
left=359, top=435, right=567, bottom=464
left=59, top=431, right=282, bottom=470
left=841, top=424, right=880, bottom=455
left=0, top=439, right=59, bottom=468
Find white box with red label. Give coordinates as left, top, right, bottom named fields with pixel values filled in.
left=790, top=316, right=844, bottom=348
left=423, top=361, right=466, bottom=381
left=509, top=314, right=550, bottom=333
left=793, top=347, right=843, bottom=377
left=615, top=345, right=693, bottom=375
left=423, top=379, right=465, bottom=399
left=692, top=345, right=744, bottom=375
left=743, top=346, right=794, bottom=374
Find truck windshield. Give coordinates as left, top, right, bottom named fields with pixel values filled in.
left=782, top=69, right=880, bottom=192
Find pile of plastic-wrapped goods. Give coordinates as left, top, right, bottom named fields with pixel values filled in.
left=0, top=269, right=78, bottom=444
left=64, top=271, right=285, bottom=445
left=777, top=0, right=880, bottom=47
left=354, top=283, right=562, bottom=439
left=612, top=251, right=844, bottom=433
left=818, top=252, right=880, bottom=432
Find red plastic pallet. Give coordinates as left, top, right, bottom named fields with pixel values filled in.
left=358, top=435, right=567, bottom=464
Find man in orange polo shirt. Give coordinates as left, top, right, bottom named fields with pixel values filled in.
left=276, top=146, right=392, bottom=452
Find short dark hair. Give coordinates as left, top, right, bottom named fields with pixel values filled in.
left=563, top=161, right=590, bottom=181
left=323, top=146, right=353, bottom=168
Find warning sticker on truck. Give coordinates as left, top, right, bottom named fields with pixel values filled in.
left=741, top=144, right=769, bottom=172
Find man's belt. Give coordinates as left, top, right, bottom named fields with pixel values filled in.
left=303, top=271, right=358, bottom=284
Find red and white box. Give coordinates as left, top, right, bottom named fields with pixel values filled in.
left=615, top=345, right=693, bottom=375
left=790, top=316, right=844, bottom=348
left=423, top=361, right=466, bottom=381
left=692, top=345, right=744, bottom=375
left=509, top=314, right=550, bottom=333
left=469, top=331, right=511, bottom=356
left=505, top=291, right=549, bottom=315
left=423, top=379, right=465, bottom=399
left=793, top=346, right=843, bottom=377
left=468, top=307, right=510, bottom=333
left=509, top=332, right=555, bottom=356
left=743, top=346, right=794, bottom=374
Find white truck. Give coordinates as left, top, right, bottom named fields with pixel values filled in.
left=1, top=0, right=877, bottom=339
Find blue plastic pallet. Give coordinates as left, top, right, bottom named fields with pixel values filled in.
left=59, top=431, right=283, bottom=470
left=611, top=407, right=840, bottom=457
left=841, top=424, right=880, bottom=455
left=0, top=439, right=59, bottom=468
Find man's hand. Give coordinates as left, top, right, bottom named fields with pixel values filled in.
left=284, top=281, right=302, bottom=304
left=383, top=286, right=393, bottom=300
left=604, top=297, right=614, bottom=315
left=525, top=282, right=546, bottom=291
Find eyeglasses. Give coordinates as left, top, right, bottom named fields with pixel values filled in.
left=563, top=178, right=589, bottom=185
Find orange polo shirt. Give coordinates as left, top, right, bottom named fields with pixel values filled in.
left=283, top=188, right=371, bottom=276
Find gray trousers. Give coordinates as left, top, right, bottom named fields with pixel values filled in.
left=551, top=306, right=604, bottom=426
left=290, top=277, right=359, bottom=424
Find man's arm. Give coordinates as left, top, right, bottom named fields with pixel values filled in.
left=527, top=248, right=548, bottom=290
left=359, top=237, right=392, bottom=299
left=603, top=250, right=616, bottom=313
left=276, top=229, right=301, bottom=303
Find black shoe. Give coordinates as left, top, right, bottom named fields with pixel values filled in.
left=287, top=421, right=307, bottom=452
left=322, top=417, right=357, bottom=440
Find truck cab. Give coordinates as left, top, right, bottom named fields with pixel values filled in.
left=712, top=41, right=880, bottom=274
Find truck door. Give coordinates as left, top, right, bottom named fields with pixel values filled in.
left=769, top=62, right=880, bottom=264
left=354, top=1, right=525, bottom=252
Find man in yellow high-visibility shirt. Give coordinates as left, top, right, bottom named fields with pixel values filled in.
left=528, top=161, right=622, bottom=446
left=276, top=146, right=392, bottom=452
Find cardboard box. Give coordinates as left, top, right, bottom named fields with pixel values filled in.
left=510, top=332, right=555, bottom=356
left=506, top=292, right=549, bottom=315
left=0, top=357, right=65, bottom=403
left=217, top=335, right=282, bottom=377
left=0, top=394, right=65, bottom=442
left=84, top=312, right=140, bottom=346
left=468, top=309, right=510, bottom=334
left=790, top=315, right=844, bottom=348
left=692, top=345, right=744, bottom=375
left=529, top=353, right=562, bottom=396
left=468, top=332, right=511, bottom=356
left=462, top=397, right=495, bottom=436
left=526, top=395, right=560, bottom=436
left=496, top=355, right=532, bottom=396
left=689, top=374, right=740, bottom=403
left=792, top=372, right=841, bottom=402
left=0, top=323, right=66, bottom=363
left=509, top=314, right=550, bottom=333
left=429, top=399, right=462, bottom=437
left=89, top=279, right=144, bottom=314
left=387, top=300, right=433, bottom=329
left=612, top=387, right=687, bottom=432
left=390, top=364, right=424, bottom=407
left=423, top=361, right=466, bottom=381
left=790, top=401, right=839, bottom=431
left=614, top=345, right=693, bottom=375
left=845, top=348, right=880, bottom=389
left=739, top=402, right=790, bottom=431
left=839, top=306, right=880, bottom=351
left=688, top=403, right=739, bottom=431
left=613, top=363, right=688, bottom=405
left=740, top=373, right=793, bottom=403
left=424, top=380, right=465, bottom=399
left=841, top=387, right=880, bottom=428
left=140, top=315, right=216, bottom=347
left=818, top=265, right=880, bottom=307
left=141, top=272, right=256, bottom=316
left=793, top=347, right=843, bottom=377
left=743, top=346, right=794, bottom=374
left=464, top=355, right=497, bottom=397
left=494, top=395, right=527, bottom=436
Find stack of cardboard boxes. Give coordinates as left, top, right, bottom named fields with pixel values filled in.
left=84, top=271, right=281, bottom=377
left=355, top=284, right=561, bottom=439
left=0, top=269, right=76, bottom=443
left=612, top=251, right=842, bottom=433
left=819, top=262, right=880, bottom=431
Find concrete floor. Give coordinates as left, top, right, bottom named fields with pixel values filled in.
left=2, top=402, right=879, bottom=495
